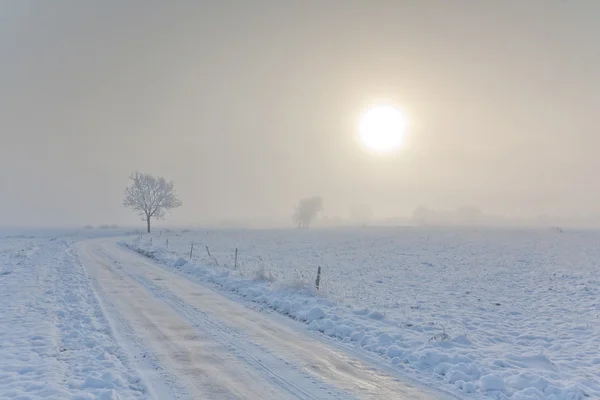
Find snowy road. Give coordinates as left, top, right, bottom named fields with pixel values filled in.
left=77, top=238, right=448, bottom=400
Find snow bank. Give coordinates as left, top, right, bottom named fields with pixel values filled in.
left=122, top=228, right=600, bottom=400
left=0, top=236, right=147, bottom=399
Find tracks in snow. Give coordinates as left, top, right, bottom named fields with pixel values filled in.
left=77, top=238, right=446, bottom=400
left=132, top=274, right=328, bottom=400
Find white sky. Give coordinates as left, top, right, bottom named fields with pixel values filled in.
left=2, top=1, right=600, bottom=227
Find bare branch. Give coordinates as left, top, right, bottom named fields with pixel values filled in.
left=123, top=172, right=182, bottom=233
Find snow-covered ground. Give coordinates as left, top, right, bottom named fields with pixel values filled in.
left=1, top=227, right=597, bottom=400
left=1, top=229, right=449, bottom=400
left=79, top=238, right=446, bottom=400
left=123, top=227, right=600, bottom=400
left=0, top=231, right=147, bottom=399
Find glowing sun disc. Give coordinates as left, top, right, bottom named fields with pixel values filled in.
left=359, top=105, right=406, bottom=153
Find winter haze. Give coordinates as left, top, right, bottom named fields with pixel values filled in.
left=2, top=1, right=600, bottom=228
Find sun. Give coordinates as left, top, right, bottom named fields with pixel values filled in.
left=358, top=105, right=406, bottom=153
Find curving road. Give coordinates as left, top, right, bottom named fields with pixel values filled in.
left=77, top=238, right=450, bottom=400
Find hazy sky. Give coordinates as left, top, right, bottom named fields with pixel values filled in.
left=2, top=1, right=600, bottom=227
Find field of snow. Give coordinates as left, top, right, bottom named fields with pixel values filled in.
left=124, top=227, right=599, bottom=400
left=0, top=230, right=147, bottom=399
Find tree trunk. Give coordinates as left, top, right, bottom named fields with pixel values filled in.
left=147, top=216, right=151, bottom=233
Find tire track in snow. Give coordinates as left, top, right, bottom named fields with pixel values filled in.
left=84, top=260, right=192, bottom=399
left=128, top=272, right=344, bottom=400
left=96, top=238, right=447, bottom=400
left=80, top=239, right=351, bottom=400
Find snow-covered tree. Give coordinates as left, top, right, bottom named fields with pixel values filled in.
left=293, top=196, right=323, bottom=228
left=123, top=172, right=182, bottom=233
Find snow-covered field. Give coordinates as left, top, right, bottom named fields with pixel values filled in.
left=1, top=227, right=597, bottom=400
left=124, top=227, right=600, bottom=400
left=0, top=230, right=147, bottom=399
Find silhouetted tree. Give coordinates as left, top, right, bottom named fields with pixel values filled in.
left=123, top=172, right=182, bottom=233
left=293, top=197, right=323, bottom=228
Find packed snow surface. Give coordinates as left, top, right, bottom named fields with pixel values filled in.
left=0, top=231, right=147, bottom=399
left=79, top=238, right=445, bottom=399
left=124, top=227, right=600, bottom=400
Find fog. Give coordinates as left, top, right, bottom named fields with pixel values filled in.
left=2, top=1, right=600, bottom=228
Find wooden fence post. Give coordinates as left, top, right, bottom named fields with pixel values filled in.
left=166, top=239, right=168, bottom=249
left=315, top=266, right=321, bottom=290
left=190, top=243, right=194, bottom=259
left=234, top=248, right=238, bottom=268
left=205, top=245, right=219, bottom=266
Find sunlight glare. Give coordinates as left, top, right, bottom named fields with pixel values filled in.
left=358, top=105, right=406, bottom=153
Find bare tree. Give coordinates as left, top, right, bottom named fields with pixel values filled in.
left=123, top=172, right=182, bottom=233
left=293, top=196, right=323, bottom=228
